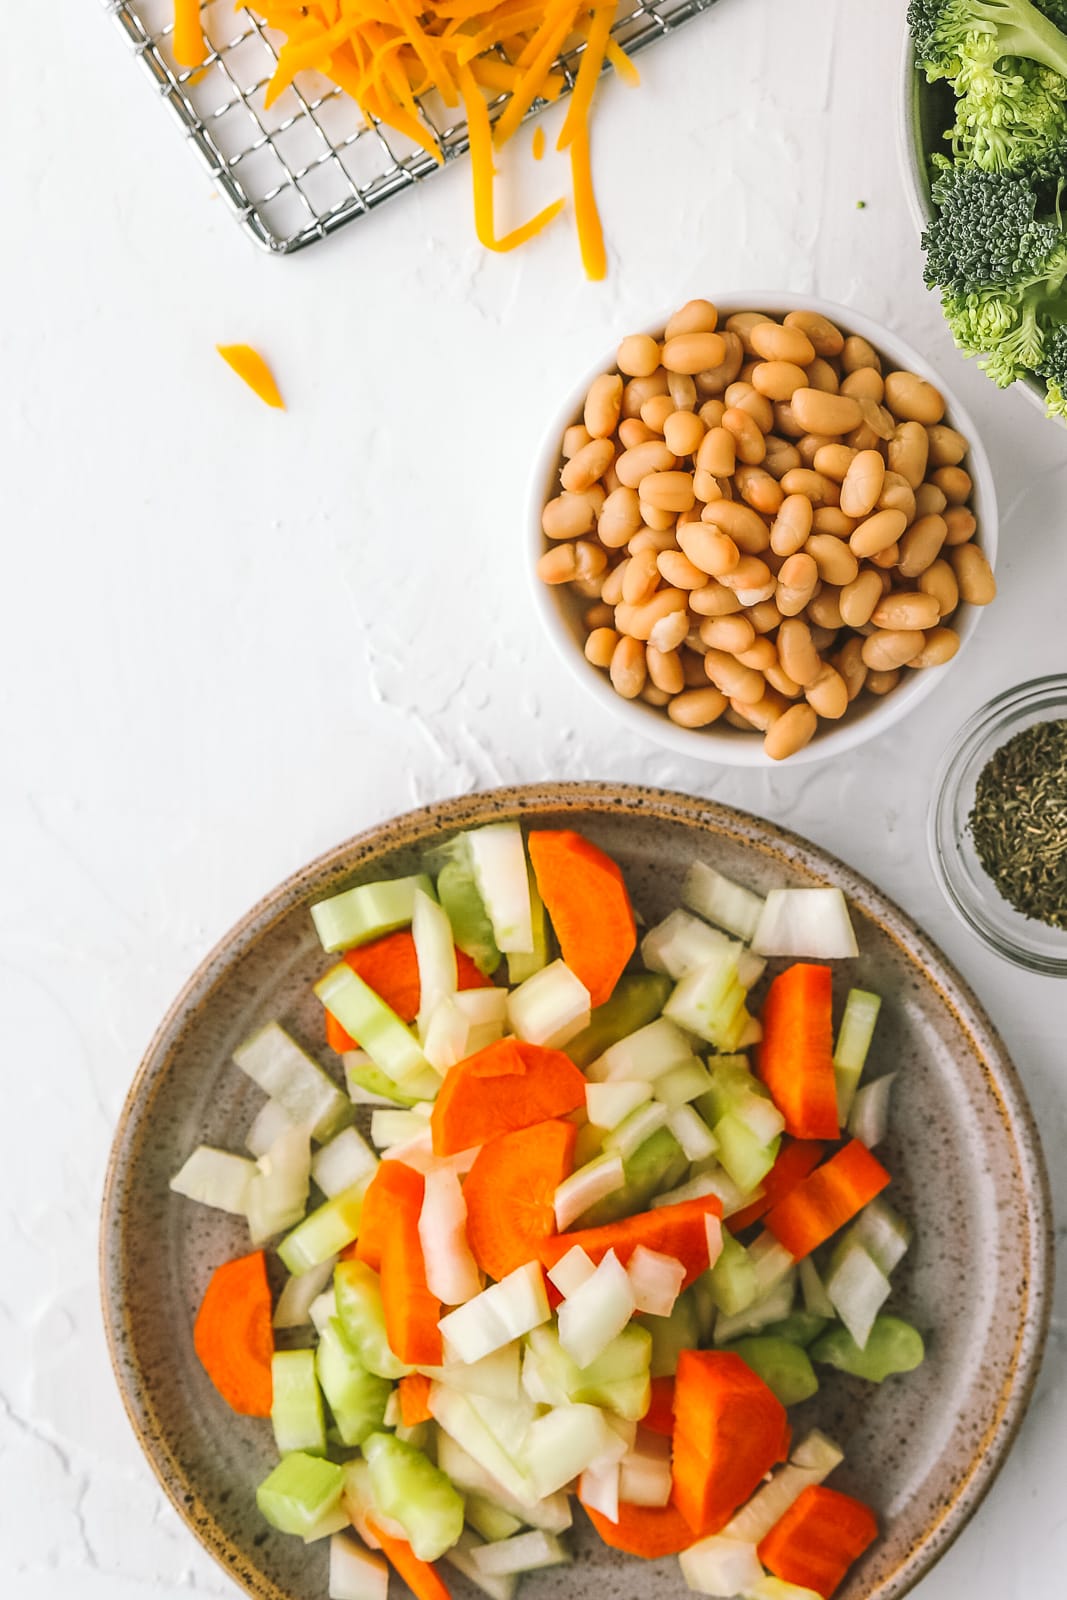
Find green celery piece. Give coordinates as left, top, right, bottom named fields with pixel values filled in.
left=721, top=1336, right=819, bottom=1407
left=344, top=1053, right=422, bottom=1108
left=508, top=866, right=550, bottom=986
left=709, top=1230, right=758, bottom=1317
left=664, top=956, right=750, bottom=1049
left=566, top=974, right=672, bottom=1070
left=333, top=1259, right=413, bottom=1379
left=688, top=1271, right=717, bottom=1341
left=799, top=1257, right=835, bottom=1320
left=833, top=989, right=882, bottom=1123
left=654, top=1059, right=715, bottom=1110
left=271, top=1349, right=326, bottom=1456
left=362, top=1431, right=465, bottom=1562
left=762, top=1313, right=830, bottom=1349
left=640, top=1287, right=701, bottom=1379
left=579, top=1126, right=688, bottom=1227
left=713, top=1113, right=780, bottom=1195
left=713, top=1272, right=796, bottom=1344
left=278, top=1185, right=365, bottom=1275
left=810, top=1315, right=925, bottom=1382
left=310, top=874, right=434, bottom=953
left=525, top=1324, right=652, bottom=1419
left=466, top=1495, right=524, bottom=1544
left=437, top=853, right=502, bottom=976
left=256, top=1451, right=344, bottom=1536
left=315, top=1319, right=392, bottom=1446
left=315, top=964, right=432, bottom=1087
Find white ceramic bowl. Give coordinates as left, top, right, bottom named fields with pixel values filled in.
left=528, top=292, right=999, bottom=768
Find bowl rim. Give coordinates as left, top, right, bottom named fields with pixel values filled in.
left=527, top=291, right=999, bottom=768
left=929, top=672, right=1067, bottom=975
left=100, top=781, right=1051, bottom=1600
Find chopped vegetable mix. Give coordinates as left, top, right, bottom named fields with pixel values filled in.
left=173, top=829, right=923, bottom=1598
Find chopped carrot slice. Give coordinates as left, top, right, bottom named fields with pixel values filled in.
left=540, top=1195, right=723, bottom=1289
left=642, top=1375, right=675, bottom=1436
left=325, top=929, right=493, bottom=1052
left=764, top=1140, right=891, bottom=1260
left=757, top=964, right=839, bottom=1140
left=582, top=1496, right=697, bottom=1559
left=430, top=1038, right=587, bottom=1157
left=193, top=1251, right=273, bottom=1417
left=398, top=1372, right=434, bottom=1427
left=378, top=1163, right=443, bottom=1365
left=672, top=1350, right=790, bottom=1536
left=356, top=1159, right=420, bottom=1273
left=758, top=1485, right=879, bottom=1597
left=216, top=344, right=285, bottom=410
left=463, top=1119, right=577, bottom=1282
left=366, top=1519, right=452, bottom=1600
left=527, top=830, right=636, bottom=1007
left=728, top=1137, right=829, bottom=1233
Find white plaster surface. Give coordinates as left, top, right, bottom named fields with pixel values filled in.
left=1, top=0, right=1064, bottom=1595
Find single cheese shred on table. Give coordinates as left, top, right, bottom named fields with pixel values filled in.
left=171, top=0, right=636, bottom=277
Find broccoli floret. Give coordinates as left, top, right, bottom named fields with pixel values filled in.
left=948, top=37, right=1067, bottom=172
left=1038, top=320, right=1067, bottom=411
left=909, top=0, right=1067, bottom=83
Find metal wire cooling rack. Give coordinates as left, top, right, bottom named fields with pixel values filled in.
left=104, top=0, right=721, bottom=254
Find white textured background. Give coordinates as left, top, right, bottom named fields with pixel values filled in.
left=2, top=0, right=1064, bottom=1595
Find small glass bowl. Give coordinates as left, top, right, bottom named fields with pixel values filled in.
left=930, top=676, right=1067, bottom=976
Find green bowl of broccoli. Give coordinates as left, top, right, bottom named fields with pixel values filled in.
left=901, top=0, right=1067, bottom=422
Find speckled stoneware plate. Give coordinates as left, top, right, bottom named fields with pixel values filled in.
left=100, top=783, right=1051, bottom=1600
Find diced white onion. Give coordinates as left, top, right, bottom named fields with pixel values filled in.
left=722, top=1430, right=843, bottom=1544
left=824, top=1237, right=890, bottom=1350
left=557, top=1249, right=635, bottom=1369
left=472, top=1529, right=569, bottom=1575
left=370, top=1108, right=429, bottom=1149
left=273, top=1254, right=338, bottom=1329
left=751, top=887, right=859, bottom=959
left=553, top=1154, right=625, bottom=1230
left=445, top=1531, right=519, bottom=1600
left=312, top=1127, right=377, bottom=1198
left=667, top=1105, right=718, bottom=1162
left=626, top=1246, right=686, bottom=1317
left=619, top=1432, right=672, bottom=1507
left=507, top=960, right=590, bottom=1049
left=439, top=1263, right=550, bottom=1364
left=246, top=1124, right=312, bottom=1245
left=848, top=1073, right=896, bottom=1148
left=467, top=822, right=535, bottom=954
left=328, top=1532, right=389, bottom=1600
left=413, top=887, right=458, bottom=1036
left=233, top=1021, right=351, bottom=1142
left=578, top=1460, right=619, bottom=1522
left=170, top=1146, right=255, bottom=1215
left=525, top=1403, right=628, bottom=1499
left=587, top=1017, right=694, bottom=1083
left=602, top=1101, right=669, bottom=1161
left=246, top=1098, right=298, bottom=1158
left=683, top=861, right=765, bottom=943
left=547, top=1246, right=598, bottom=1300
left=419, top=1168, right=483, bottom=1306
left=679, top=1533, right=764, bottom=1596
left=585, top=1078, right=653, bottom=1130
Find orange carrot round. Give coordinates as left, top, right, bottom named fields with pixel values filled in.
left=757, top=964, right=839, bottom=1140
left=463, top=1119, right=577, bottom=1283
left=430, top=1038, right=587, bottom=1157
left=758, top=1485, right=879, bottom=1597
left=356, top=1160, right=420, bottom=1273
left=527, top=829, right=637, bottom=1007
left=378, top=1164, right=443, bottom=1366
left=581, top=1496, right=697, bottom=1559
left=192, top=1251, right=274, bottom=1417
left=539, top=1194, right=723, bottom=1289
left=672, top=1350, right=790, bottom=1537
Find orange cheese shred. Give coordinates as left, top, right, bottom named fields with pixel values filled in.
left=173, top=0, right=208, bottom=67
left=216, top=345, right=286, bottom=409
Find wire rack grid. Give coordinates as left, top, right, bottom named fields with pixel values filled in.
left=104, top=0, right=722, bottom=254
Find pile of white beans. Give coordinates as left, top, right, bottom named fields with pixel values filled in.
left=536, top=301, right=995, bottom=761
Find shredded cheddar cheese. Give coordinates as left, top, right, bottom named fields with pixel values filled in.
left=171, top=1, right=640, bottom=277
left=216, top=345, right=286, bottom=409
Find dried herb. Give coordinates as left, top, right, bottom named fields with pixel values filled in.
left=969, top=719, right=1067, bottom=929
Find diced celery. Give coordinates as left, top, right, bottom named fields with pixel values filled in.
left=507, top=866, right=550, bottom=986
left=455, top=988, right=510, bottom=1026
left=680, top=1532, right=764, bottom=1596
left=566, top=974, right=672, bottom=1069
left=343, top=1050, right=423, bottom=1108
left=430, top=1390, right=537, bottom=1506
left=574, top=1121, right=607, bottom=1169
left=310, top=1289, right=338, bottom=1333
left=748, top=1231, right=796, bottom=1300
left=334, top=1259, right=414, bottom=1379
left=722, top=1429, right=843, bottom=1544
left=473, top=1529, right=570, bottom=1574
left=642, top=907, right=740, bottom=980
left=751, top=888, right=858, bottom=959
left=810, top=1315, right=925, bottom=1381
left=848, top=1074, right=896, bottom=1148
left=799, top=1256, right=835, bottom=1320
left=664, top=957, right=753, bottom=1051
left=709, top=1231, right=758, bottom=1316
left=370, top=1107, right=429, bottom=1149
left=667, top=1104, right=717, bottom=1162
left=302, top=1503, right=352, bottom=1543
left=602, top=1101, right=670, bottom=1161
left=315, top=1320, right=391, bottom=1445
left=362, top=1431, right=465, bottom=1561
left=328, top=1532, right=389, bottom=1600
left=713, top=1113, right=780, bottom=1195
left=313, top=1127, right=378, bottom=1199
left=683, top=861, right=765, bottom=943
left=713, top=1271, right=796, bottom=1344
left=547, top=1246, right=598, bottom=1299
left=421, top=1344, right=521, bottom=1403
left=557, top=1250, right=635, bottom=1368
left=507, top=960, right=590, bottom=1049
left=554, top=1153, right=625, bottom=1231
left=586, top=1079, right=653, bottom=1130
left=653, top=1163, right=752, bottom=1219
left=640, top=1286, right=701, bottom=1379
left=234, top=1022, right=353, bottom=1142
left=689, top=1269, right=718, bottom=1342
left=465, top=1495, right=524, bottom=1544
left=446, top=1529, right=520, bottom=1600
left=170, top=1146, right=255, bottom=1215
left=825, top=1237, right=891, bottom=1349
left=310, top=874, right=433, bottom=953
left=246, top=1098, right=297, bottom=1158
left=257, top=1451, right=345, bottom=1537
left=833, top=988, right=882, bottom=1122
left=525, top=1404, right=629, bottom=1499
left=732, top=1092, right=786, bottom=1148
left=437, top=852, right=501, bottom=977
left=848, top=1198, right=912, bottom=1275
left=440, top=1262, right=550, bottom=1364
left=341, top=1459, right=389, bottom=1547
left=279, top=1184, right=366, bottom=1275
left=434, top=1433, right=572, bottom=1531
left=271, top=1349, right=326, bottom=1455
left=467, top=822, right=535, bottom=954
left=583, top=1127, right=688, bottom=1227
left=274, top=1255, right=338, bottom=1330
left=247, top=1125, right=312, bottom=1246
left=762, top=1312, right=830, bottom=1349
left=316, top=965, right=433, bottom=1088
left=746, top=1577, right=825, bottom=1600
left=588, top=1017, right=695, bottom=1084
left=627, top=1246, right=686, bottom=1318
left=721, top=1336, right=818, bottom=1406
left=653, top=1058, right=714, bottom=1110
left=522, top=1324, right=652, bottom=1420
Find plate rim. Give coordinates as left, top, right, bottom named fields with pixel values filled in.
left=99, top=781, right=1053, bottom=1600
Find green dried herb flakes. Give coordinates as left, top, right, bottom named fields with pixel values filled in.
left=969, top=719, right=1067, bottom=929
